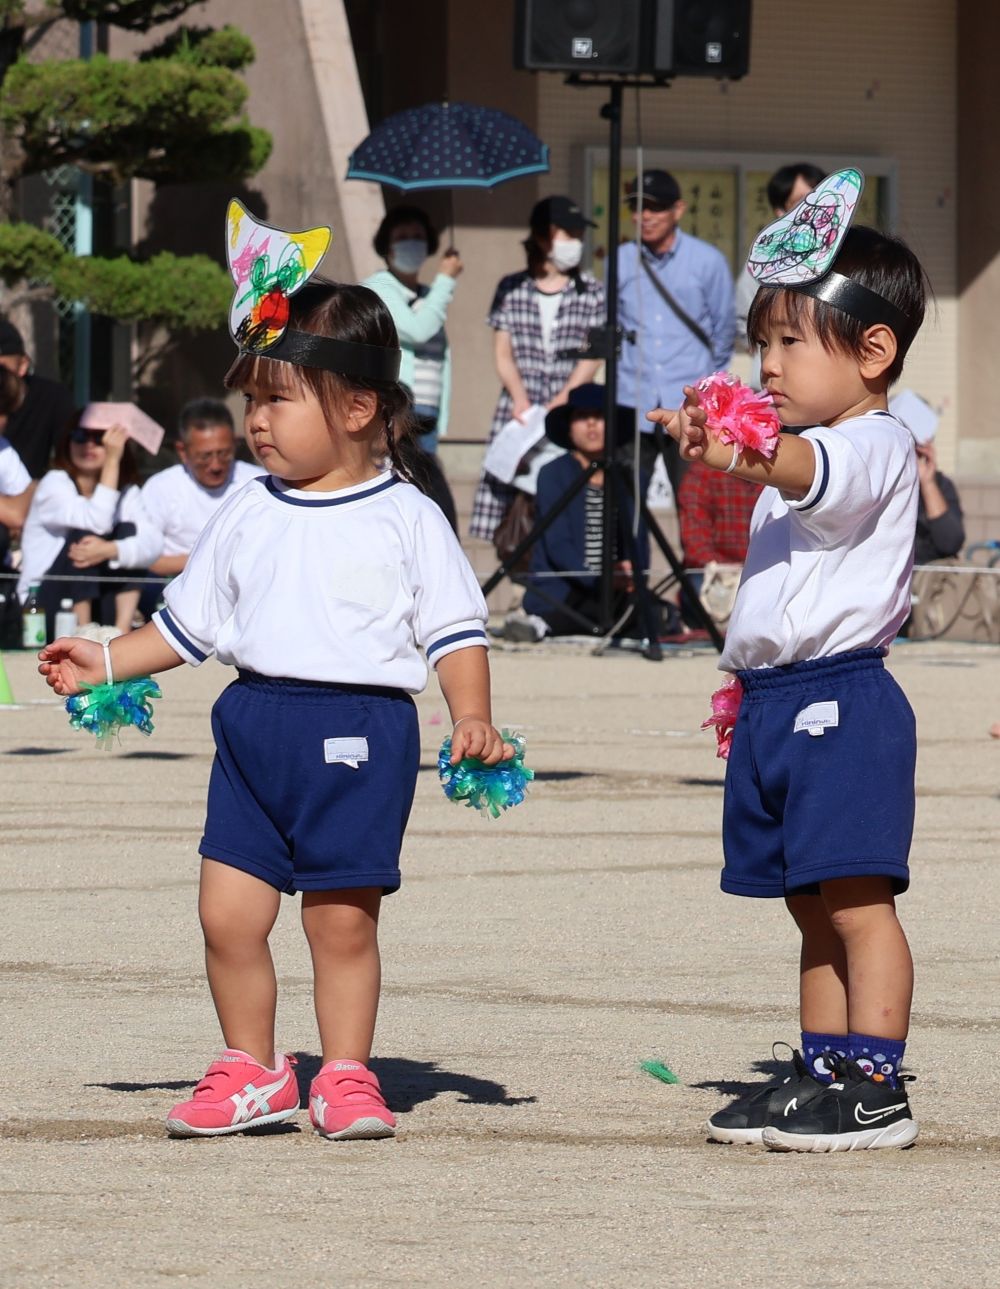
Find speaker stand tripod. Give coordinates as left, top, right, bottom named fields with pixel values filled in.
left=481, top=75, right=724, bottom=658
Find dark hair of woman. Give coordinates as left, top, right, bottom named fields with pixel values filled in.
left=373, top=206, right=440, bottom=260
left=51, top=414, right=141, bottom=490
left=224, top=280, right=419, bottom=483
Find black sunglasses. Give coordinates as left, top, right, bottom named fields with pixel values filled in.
left=70, top=427, right=105, bottom=446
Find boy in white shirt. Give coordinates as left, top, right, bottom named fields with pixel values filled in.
left=650, top=171, right=928, bottom=1152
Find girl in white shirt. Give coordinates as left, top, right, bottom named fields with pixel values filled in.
left=39, top=277, right=509, bottom=1145
left=19, top=421, right=162, bottom=634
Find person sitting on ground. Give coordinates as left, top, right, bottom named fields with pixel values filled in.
left=0, top=316, right=75, bottom=479
left=913, top=436, right=964, bottom=563
left=140, top=398, right=261, bottom=614
left=18, top=418, right=162, bottom=636
left=363, top=205, right=461, bottom=529
left=0, top=367, right=34, bottom=568
left=505, top=383, right=647, bottom=642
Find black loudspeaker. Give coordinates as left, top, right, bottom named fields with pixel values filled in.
left=514, top=0, right=646, bottom=73
left=663, top=0, right=751, bottom=78
left=514, top=0, right=751, bottom=80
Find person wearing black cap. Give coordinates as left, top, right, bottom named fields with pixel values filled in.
left=504, top=382, right=649, bottom=642
left=616, top=170, right=735, bottom=515
left=469, top=195, right=605, bottom=543
left=0, top=317, right=75, bottom=479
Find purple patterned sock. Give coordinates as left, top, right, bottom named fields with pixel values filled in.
left=801, top=1031, right=849, bottom=1083
left=848, top=1033, right=906, bottom=1088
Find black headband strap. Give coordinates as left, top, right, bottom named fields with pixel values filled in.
left=246, top=329, right=401, bottom=383
left=793, top=272, right=913, bottom=343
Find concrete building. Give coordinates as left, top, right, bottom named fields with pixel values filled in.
left=44, top=1, right=1000, bottom=549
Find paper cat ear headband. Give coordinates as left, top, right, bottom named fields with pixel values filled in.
left=746, top=168, right=912, bottom=341
left=226, top=199, right=401, bottom=383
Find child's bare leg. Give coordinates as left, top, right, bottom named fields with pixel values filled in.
left=199, top=858, right=281, bottom=1067
left=786, top=892, right=849, bottom=1034
left=114, top=588, right=140, bottom=633
left=302, top=888, right=382, bottom=1064
left=820, top=875, right=912, bottom=1039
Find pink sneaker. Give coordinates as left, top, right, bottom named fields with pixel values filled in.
left=309, top=1060, right=396, bottom=1140
left=165, top=1050, right=300, bottom=1137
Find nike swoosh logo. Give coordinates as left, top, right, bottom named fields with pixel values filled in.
left=783, top=1097, right=798, bottom=1116
left=854, top=1101, right=906, bottom=1125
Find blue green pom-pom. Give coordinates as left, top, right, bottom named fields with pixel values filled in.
left=66, top=677, right=161, bottom=746
left=438, top=728, right=533, bottom=818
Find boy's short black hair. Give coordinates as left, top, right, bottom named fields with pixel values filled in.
left=766, top=163, right=826, bottom=213
left=178, top=397, right=234, bottom=440
left=373, top=206, right=440, bottom=260
left=747, top=226, right=928, bottom=385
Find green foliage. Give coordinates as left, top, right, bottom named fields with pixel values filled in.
left=139, top=24, right=255, bottom=70
left=0, top=222, right=66, bottom=286
left=0, top=223, right=231, bottom=331
left=1, top=53, right=270, bottom=182
left=54, top=251, right=231, bottom=329
left=54, top=1, right=207, bottom=31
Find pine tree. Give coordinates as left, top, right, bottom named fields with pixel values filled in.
left=0, top=1, right=271, bottom=331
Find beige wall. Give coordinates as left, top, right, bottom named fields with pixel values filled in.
left=957, top=0, right=1000, bottom=477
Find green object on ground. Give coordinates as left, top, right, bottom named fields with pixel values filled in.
left=0, top=652, right=13, bottom=705
left=640, top=1060, right=680, bottom=1085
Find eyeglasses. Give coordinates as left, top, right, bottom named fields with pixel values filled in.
left=70, top=428, right=105, bottom=446
left=188, top=449, right=234, bottom=466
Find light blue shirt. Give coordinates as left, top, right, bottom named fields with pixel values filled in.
left=615, top=230, right=736, bottom=423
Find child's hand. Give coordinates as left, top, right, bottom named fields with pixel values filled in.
left=450, top=718, right=515, bottom=766
left=676, top=385, right=712, bottom=461
left=38, top=637, right=105, bottom=696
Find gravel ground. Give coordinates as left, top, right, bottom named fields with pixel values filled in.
left=1, top=638, right=998, bottom=1288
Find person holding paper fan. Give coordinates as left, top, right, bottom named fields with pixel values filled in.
left=469, top=195, right=604, bottom=542
left=18, top=414, right=162, bottom=636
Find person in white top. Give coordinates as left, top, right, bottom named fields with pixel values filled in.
left=140, top=398, right=260, bottom=612
left=40, top=261, right=510, bottom=1144
left=650, top=199, right=929, bottom=1153
left=0, top=365, right=34, bottom=571
left=19, top=419, right=162, bottom=635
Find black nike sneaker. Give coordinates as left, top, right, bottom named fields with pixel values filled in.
left=762, top=1058, right=918, bottom=1152
left=707, top=1045, right=830, bottom=1145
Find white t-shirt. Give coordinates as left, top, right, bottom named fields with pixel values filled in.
left=141, top=460, right=262, bottom=556
left=18, top=471, right=164, bottom=599
left=720, top=411, right=918, bottom=672
left=0, top=436, right=30, bottom=496
left=153, top=471, right=489, bottom=693
left=536, top=289, right=562, bottom=355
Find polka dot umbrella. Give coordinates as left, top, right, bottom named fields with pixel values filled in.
left=347, top=101, right=550, bottom=192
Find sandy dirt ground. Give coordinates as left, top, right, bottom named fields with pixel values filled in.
left=1, top=638, right=998, bottom=1288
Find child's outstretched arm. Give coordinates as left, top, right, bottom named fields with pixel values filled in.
left=647, top=386, right=817, bottom=499
left=38, top=622, right=185, bottom=697
left=436, top=647, right=515, bottom=766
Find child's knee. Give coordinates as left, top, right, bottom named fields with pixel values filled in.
left=302, top=899, right=379, bottom=958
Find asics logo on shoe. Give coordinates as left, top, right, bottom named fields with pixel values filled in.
left=229, top=1070, right=291, bottom=1124
left=783, top=1097, right=798, bottom=1116
left=854, top=1101, right=907, bottom=1125
left=333, top=1062, right=361, bottom=1071
left=310, top=1093, right=328, bottom=1127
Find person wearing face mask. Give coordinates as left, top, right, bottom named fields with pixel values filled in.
left=469, top=195, right=605, bottom=543
left=364, top=205, right=461, bottom=530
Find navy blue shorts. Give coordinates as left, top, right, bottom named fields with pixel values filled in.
left=721, top=649, right=915, bottom=899
left=201, top=672, right=420, bottom=895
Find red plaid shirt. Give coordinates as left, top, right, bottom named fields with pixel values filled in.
left=679, top=463, right=763, bottom=567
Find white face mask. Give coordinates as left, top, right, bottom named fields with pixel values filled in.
left=390, top=238, right=428, bottom=273
left=550, top=237, right=584, bottom=272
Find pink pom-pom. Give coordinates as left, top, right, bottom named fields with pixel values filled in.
left=696, top=371, right=781, bottom=459
left=701, top=675, right=744, bottom=760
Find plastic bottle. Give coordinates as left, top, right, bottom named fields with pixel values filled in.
left=21, top=583, right=46, bottom=649
left=54, top=598, right=77, bottom=640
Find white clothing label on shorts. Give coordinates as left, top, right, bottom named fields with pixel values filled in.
left=793, top=701, right=839, bottom=737
left=324, top=737, right=369, bottom=769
